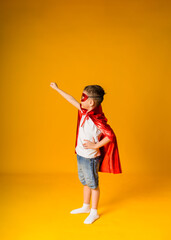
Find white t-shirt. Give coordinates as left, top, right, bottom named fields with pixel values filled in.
left=75, top=110, right=102, bottom=158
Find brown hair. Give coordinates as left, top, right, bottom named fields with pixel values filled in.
left=83, top=85, right=106, bottom=107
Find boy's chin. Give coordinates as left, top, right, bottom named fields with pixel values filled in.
left=81, top=105, right=87, bottom=109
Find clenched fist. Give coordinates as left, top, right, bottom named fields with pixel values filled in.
left=50, top=82, right=58, bottom=90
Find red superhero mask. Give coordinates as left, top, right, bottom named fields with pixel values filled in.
left=81, top=93, right=102, bottom=102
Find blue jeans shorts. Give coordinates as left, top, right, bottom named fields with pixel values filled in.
left=76, top=153, right=102, bottom=189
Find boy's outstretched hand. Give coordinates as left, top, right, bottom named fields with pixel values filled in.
left=83, top=137, right=98, bottom=150
left=50, top=82, right=58, bottom=90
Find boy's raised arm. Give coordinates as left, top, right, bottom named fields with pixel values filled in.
left=50, top=82, right=81, bottom=111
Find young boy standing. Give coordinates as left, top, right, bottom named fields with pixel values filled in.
left=50, top=83, right=122, bottom=224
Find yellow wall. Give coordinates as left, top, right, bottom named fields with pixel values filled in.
left=1, top=0, right=171, bottom=175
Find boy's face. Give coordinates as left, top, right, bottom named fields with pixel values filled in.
left=80, top=91, right=96, bottom=110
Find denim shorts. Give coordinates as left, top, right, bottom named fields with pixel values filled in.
left=76, top=153, right=102, bottom=189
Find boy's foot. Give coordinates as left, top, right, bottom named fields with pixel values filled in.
left=70, top=203, right=90, bottom=214
left=83, top=208, right=100, bottom=224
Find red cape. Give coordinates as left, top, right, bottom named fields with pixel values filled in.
left=75, top=104, right=122, bottom=174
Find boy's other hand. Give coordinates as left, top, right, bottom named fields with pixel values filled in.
left=50, top=82, right=58, bottom=90
left=83, top=137, right=98, bottom=150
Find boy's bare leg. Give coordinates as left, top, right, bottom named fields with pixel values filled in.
left=83, top=185, right=91, bottom=204
left=83, top=186, right=100, bottom=224
left=91, top=186, right=100, bottom=209
left=70, top=185, right=91, bottom=214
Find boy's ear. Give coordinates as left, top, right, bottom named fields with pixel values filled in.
left=89, top=99, right=95, bottom=107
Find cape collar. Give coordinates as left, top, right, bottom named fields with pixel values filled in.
left=79, top=103, right=103, bottom=127
left=80, top=103, right=102, bottom=115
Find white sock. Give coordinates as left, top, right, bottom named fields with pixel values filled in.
left=84, top=208, right=100, bottom=224
left=70, top=203, right=90, bottom=214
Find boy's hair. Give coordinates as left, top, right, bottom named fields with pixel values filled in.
left=83, top=85, right=106, bottom=107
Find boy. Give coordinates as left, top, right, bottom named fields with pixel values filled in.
left=50, top=83, right=122, bottom=224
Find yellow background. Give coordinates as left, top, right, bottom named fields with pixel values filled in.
left=0, top=0, right=171, bottom=239
left=1, top=0, right=171, bottom=175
